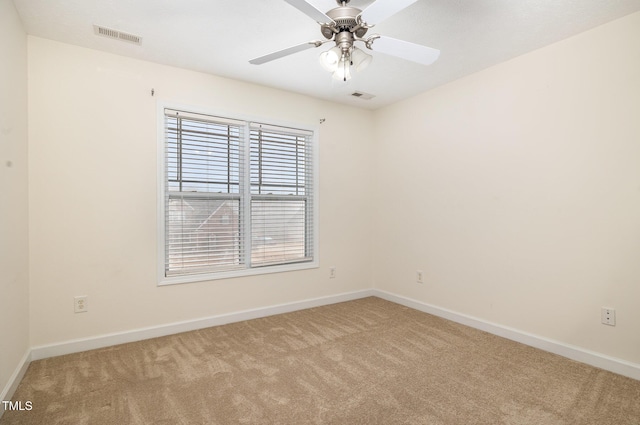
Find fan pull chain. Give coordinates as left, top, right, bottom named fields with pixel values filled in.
left=343, top=59, right=347, bottom=82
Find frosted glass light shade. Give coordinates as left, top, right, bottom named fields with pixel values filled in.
left=351, top=47, right=372, bottom=72
left=319, top=46, right=342, bottom=72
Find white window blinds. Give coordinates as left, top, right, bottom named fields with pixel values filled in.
left=249, top=123, right=314, bottom=267
left=162, top=109, right=315, bottom=281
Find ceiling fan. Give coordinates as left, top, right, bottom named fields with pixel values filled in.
left=249, top=0, right=440, bottom=81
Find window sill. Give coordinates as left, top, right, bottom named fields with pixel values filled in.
left=158, top=260, right=319, bottom=286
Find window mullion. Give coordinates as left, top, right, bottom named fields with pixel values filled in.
left=242, top=123, right=252, bottom=268
left=295, top=135, right=299, bottom=196
left=258, top=130, right=263, bottom=195
left=177, top=118, right=183, bottom=192
left=227, top=125, right=231, bottom=194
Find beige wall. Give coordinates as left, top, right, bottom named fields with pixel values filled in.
left=0, top=0, right=30, bottom=398
left=373, top=11, right=640, bottom=363
left=27, top=37, right=374, bottom=346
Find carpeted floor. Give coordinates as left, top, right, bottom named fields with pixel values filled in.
left=2, top=297, right=639, bottom=424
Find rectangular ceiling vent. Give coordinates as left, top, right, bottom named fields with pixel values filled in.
left=350, top=91, right=375, bottom=100
left=93, top=25, right=142, bottom=45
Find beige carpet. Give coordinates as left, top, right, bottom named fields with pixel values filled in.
left=2, top=297, right=639, bottom=424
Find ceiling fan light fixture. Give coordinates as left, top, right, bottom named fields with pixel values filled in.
left=351, top=47, right=372, bottom=72
left=319, top=46, right=342, bottom=72
left=250, top=0, right=441, bottom=83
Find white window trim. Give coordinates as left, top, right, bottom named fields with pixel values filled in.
left=157, top=102, right=319, bottom=286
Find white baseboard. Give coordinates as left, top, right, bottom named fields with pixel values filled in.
left=374, top=289, right=640, bottom=381
left=22, top=287, right=640, bottom=384
left=0, top=349, right=31, bottom=419
left=31, top=289, right=376, bottom=361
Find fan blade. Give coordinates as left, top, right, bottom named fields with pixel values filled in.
left=369, top=36, right=440, bottom=65
left=284, top=0, right=334, bottom=24
left=359, top=0, right=418, bottom=25
left=249, top=42, right=320, bottom=65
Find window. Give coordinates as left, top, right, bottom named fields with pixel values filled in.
left=160, top=108, right=317, bottom=284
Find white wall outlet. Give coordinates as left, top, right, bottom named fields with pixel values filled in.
left=416, top=270, right=424, bottom=284
left=601, top=307, right=615, bottom=326
left=329, top=267, right=336, bottom=279
left=74, top=296, right=88, bottom=313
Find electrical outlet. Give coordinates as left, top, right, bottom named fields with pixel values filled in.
left=416, top=270, right=424, bottom=284
left=601, top=307, right=615, bottom=326
left=74, top=296, right=88, bottom=313
left=329, top=267, right=336, bottom=279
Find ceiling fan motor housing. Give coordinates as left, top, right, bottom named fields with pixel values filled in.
left=324, top=6, right=368, bottom=41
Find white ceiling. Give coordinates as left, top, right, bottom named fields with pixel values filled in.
left=12, top=0, right=640, bottom=109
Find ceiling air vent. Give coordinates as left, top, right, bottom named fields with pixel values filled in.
left=350, top=91, right=375, bottom=100
left=93, top=25, right=142, bottom=45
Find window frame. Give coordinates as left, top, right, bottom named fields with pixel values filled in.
left=157, top=103, right=319, bottom=285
